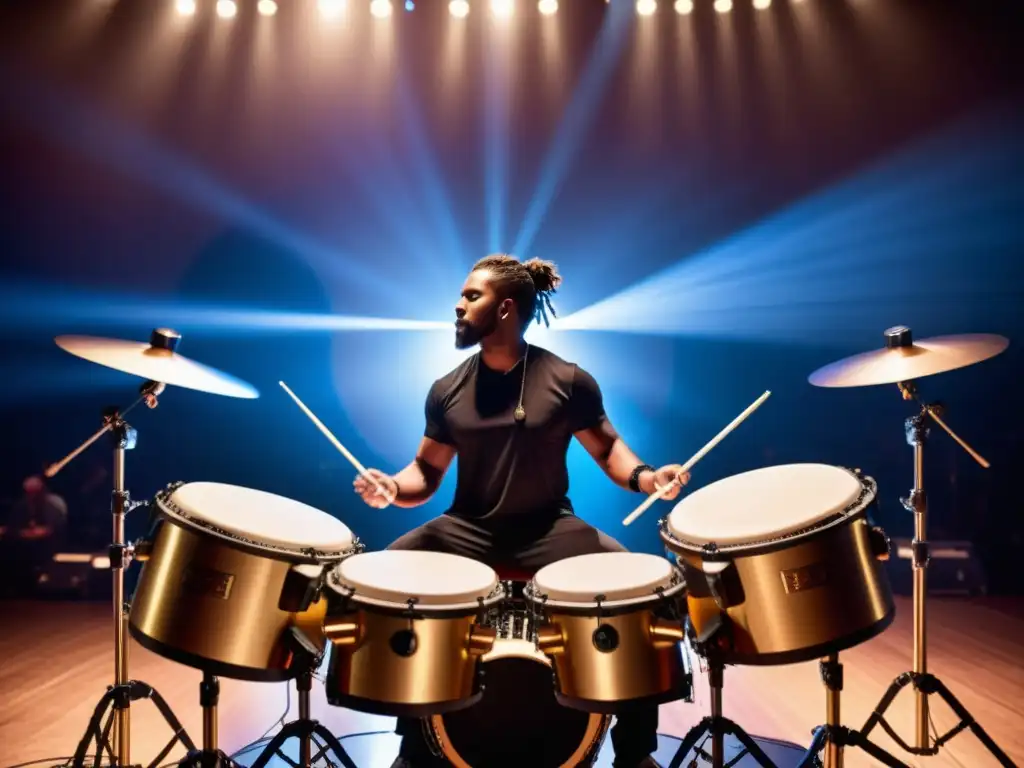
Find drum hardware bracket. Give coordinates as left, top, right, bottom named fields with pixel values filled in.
left=249, top=670, right=359, bottom=768
left=386, top=598, right=421, bottom=657
left=588, top=594, right=621, bottom=652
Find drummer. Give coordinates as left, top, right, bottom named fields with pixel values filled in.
left=354, top=253, right=689, bottom=768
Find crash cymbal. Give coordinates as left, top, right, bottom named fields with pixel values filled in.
left=808, top=326, right=1009, bottom=388
left=55, top=328, right=259, bottom=399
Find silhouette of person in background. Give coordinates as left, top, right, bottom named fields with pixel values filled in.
left=0, top=475, right=68, bottom=596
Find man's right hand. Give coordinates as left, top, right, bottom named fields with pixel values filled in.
left=353, top=469, right=399, bottom=509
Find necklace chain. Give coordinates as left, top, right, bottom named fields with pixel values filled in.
left=515, top=344, right=529, bottom=423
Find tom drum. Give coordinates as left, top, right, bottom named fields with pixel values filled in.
left=323, top=550, right=506, bottom=717
left=129, top=481, right=359, bottom=681
left=660, top=463, right=895, bottom=665
left=524, top=552, right=692, bottom=714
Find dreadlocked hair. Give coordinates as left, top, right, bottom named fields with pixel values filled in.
left=472, top=253, right=562, bottom=329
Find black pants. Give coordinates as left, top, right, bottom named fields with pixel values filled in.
left=387, top=512, right=659, bottom=767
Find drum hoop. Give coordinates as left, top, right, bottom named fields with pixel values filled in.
left=522, top=567, right=687, bottom=614
left=659, top=468, right=876, bottom=558
left=326, top=567, right=507, bottom=617
left=155, top=481, right=361, bottom=563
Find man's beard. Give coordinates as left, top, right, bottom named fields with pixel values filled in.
left=455, top=307, right=499, bottom=350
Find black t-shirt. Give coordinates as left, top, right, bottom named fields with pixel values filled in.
left=424, top=345, right=612, bottom=526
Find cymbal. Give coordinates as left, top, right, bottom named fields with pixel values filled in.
left=55, top=330, right=259, bottom=399
left=808, top=328, right=1009, bottom=388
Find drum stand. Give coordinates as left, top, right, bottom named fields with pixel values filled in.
left=54, top=385, right=196, bottom=768
left=667, top=643, right=777, bottom=768
left=797, top=654, right=908, bottom=768
left=858, top=382, right=1015, bottom=767
left=249, top=669, right=359, bottom=768
left=177, top=674, right=238, bottom=768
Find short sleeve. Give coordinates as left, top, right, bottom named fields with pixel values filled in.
left=424, top=381, right=455, bottom=445
left=568, top=366, right=614, bottom=434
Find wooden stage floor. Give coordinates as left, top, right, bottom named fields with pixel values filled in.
left=1, top=595, right=1021, bottom=768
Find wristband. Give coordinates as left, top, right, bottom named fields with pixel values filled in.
left=628, top=464, right=655, bottom=493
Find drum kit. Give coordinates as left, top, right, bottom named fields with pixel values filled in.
left=36, top=324, right=1015, bottom=768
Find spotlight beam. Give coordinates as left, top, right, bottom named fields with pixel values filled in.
left=558, top=110, right=1024, bottom=344
left=0, top=281, right=451, bottom=333
left=512, top=0, right=634, bottom=257
left=0, top=66, right=389, bottom=301
left=483, top=10, right=513, bottom=251
left=394, top=77, right=467, bottom=266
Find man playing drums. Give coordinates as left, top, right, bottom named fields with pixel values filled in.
left=354, top=254, right=689, bottom=768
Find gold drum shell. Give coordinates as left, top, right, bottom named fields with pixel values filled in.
left=324, top=608, right=491, bottom=716
left=663, top=515, right=895, bottom=665
left=128, top=519, right=338, bottom=681
left=529, top=606, right=691, bottom=713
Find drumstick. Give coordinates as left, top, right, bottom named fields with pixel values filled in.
left=623, top=390, right=772, bottom=526
left=279, top=381, right=395, bottom=504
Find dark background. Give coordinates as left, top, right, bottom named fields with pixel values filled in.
left=1, top=0, right=1022, bottom=592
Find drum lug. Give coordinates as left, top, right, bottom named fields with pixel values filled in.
left=130, top=539, right=153, bottom=563
left=324, top=616, right=363, bottom=647
left=280, top=564, right=325, bottom=613
left=649, top=618, right=685, bottom=646
left=868, top=526, right=892, bottom=561
left=535, top=623, right=565, bottom=656
left=467, top=625, right=497, bottom=656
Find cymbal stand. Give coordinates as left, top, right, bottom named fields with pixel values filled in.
left=667, top=639, right=777, bottom=768
left=53, top=382, right=196, bottom=768
left=858, top=380, right=1016, bottom=767
left=248, top=669, right=358, bottom=768
left=797, top=654, right=909, bottom=768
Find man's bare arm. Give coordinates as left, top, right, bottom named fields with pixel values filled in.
left=574, top=421, right=657, bottom=494
left=387, top=437, right=456, bottom=508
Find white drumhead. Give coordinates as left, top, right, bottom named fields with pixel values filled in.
left=334, top=551, right=499, bottom=609
left=533, top=553, right=676, bottom=606
left=161, top=481, right=355, bottom=554
left=667, top=463, right=865, bottom=547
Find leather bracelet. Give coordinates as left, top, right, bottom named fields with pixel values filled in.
left=629, top=464, right=655, bottom=493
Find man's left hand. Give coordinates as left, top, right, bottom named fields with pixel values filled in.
left=643, top=464, right=691, bottom=500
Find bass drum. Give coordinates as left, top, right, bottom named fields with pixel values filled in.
left=425, top=582, right=610, bottom=767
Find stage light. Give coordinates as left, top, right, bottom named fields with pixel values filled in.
left=370, top=0, right=393, bottom=17
left=753, top=0, right=771, bottom=8
left=449, top=0, right=470, bottom=17
left=405, top=0, right=415, bottom=9
left=674, top=0, right=693, bottom=13
left=636, top=0, right=657, bottom=15
left=491, top=0, right=514, bottom=17
left=319, top=0, right=346, bottom=18
left=538, top=0, right=558, bottom=13
left=216, top=0, right=237, bottom=18
left=258, top=0, right=278, bottom=15
left=713, top=0, right=732, bottom=11
left=175, top=0, right=197, bottom=14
